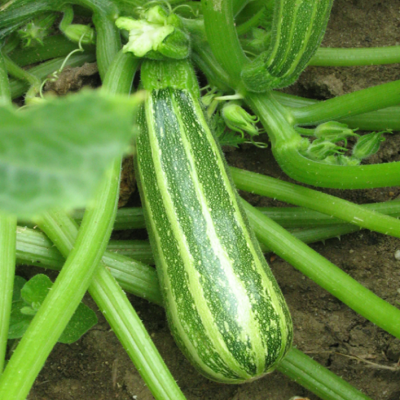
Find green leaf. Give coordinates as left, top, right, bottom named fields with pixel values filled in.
left=8, top=299, right=32, bottom=339
left=8, top=274, right=98, bottom=343
left=0, top=90, right=142, bottom=218
left=12, top=275, right=27, bottom=302
left=58, top=303, right=97, bottom=344
left=21, top=273, right=52, bottom=308
left=217, top=129, right=246, bottom=148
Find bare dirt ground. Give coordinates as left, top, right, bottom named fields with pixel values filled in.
left=22, top=1, right=400, bottom=399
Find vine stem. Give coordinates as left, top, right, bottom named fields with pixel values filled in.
left=0, top=50, right=17, bottom=373
left=241, top=199, right=400, bottom=339
left=0, top=214, right=16, bottom=373
left=245, top=91, right=400, bottom=189
left=310, top=46, right=400, bottom=67
left=201, top=0, right=248, bottom=87
left=291, top=79, right=400, bottom=126
left=230, top=167, right=400, bottom=238
left=277, top=348, right=372, bottom=400
left=71, top=199, right=400, bottom=230
left=273, top=91, right=400, bottom=132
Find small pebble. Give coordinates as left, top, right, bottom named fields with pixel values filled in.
left=395, top=249, right=400, bottom=261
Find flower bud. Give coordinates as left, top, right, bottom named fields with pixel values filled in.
left=352, top=131, right=390, bottom=160
left=314, top=121, right=358, bottom=145
left=301, top=138, right=346, bottom=161
left=221, top=102, right=259, bottom=137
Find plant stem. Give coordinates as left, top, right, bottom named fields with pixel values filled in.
left=291, top=79, right=400, bottom=126
left=201, top=0, right=247, bottom=87
left=4, top=53, right=41, bottom=102
left=310, top=46, right=400, bottom=67
left=241, top=199, right=400, bottom=339
left=0, top=215, right=17, bottom=373
left=16, top=226, right=161, bottom=304
left=273, top=91, right=400, bottom=132
left=8, top=35, right=95, bottom=68
left=230, top=167, right=400, bottom=238
left=72, top=199, right=400, bottom=230
left=71, top=207, right=147, bottom=230
left=246, top=91, right=400, bottom=189
left=59, top=4, right=74, bottom=32
left=92, top=11, right=121, bottom=80
left=259, top=200, right=400, bottom=228
left=9, top=53, right=96, bottom=99
left=0, top=51, right=17, bottom=373
left=277, top=348, right=372, bottom=400
left=0, top=50, right=11, bottom=105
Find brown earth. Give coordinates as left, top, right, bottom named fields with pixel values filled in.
left=20, top=1, right=400, bottom=399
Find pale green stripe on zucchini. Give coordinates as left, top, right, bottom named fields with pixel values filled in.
left=136, top=60, right=293, bottom=383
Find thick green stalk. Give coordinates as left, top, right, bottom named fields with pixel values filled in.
left=0, top=216, right=17, bottom=373
left=0, top=50, right=11, bottom=105
left=73, top=199, right=400, bottom=231
left=310, top=46, right=400, bottom=67
left=277, top=348, right=372, bottom=400
left=201, top=0, right=248, bottom=87
left=9, top=53, right=96, bottom=99
left=16, top=226, right=161, bottom=304
left=4, top=53, right=41, bottom=101
left=241, top=199, right=400, bottom=338
left=59, top=4, right=74, bottom=32
left=273, top=91, right=400, bottom=131
left=89, top=267, right=186, bottom=400
left=0, top=51, right=17, bottom=373
left=230, top=167, right=400, bottom=238
left=246, top=91, right=400, bottom=189
left=291, top=79, right=400, bottom=126
left=92, top=12, right=121, bottom=80
left=8, top=35, right=95, bottom=68
left=258, top=200, right=400, bottom=229
left=72, top=207, right=146, bottom=230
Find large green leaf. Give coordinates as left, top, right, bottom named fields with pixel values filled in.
left=0, top=90, right=143, bottom=218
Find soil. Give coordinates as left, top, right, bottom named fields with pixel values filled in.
left=19, top=1, right=400, bottom=399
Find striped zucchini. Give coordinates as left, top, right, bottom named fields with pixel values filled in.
left=135, top=59, right=293, bottom=383
left=241, top=0, right=333, bottom=92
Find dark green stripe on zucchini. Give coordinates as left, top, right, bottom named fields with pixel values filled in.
left=135, top=59, right=293, bottom=383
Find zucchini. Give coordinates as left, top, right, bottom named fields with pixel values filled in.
left=135, top=59, right=293, bottom=383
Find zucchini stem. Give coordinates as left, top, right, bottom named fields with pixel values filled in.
left=241, top=199, right=400, bottom=339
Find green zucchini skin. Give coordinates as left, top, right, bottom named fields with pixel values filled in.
left=136, top=60, right=293, bottom=383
